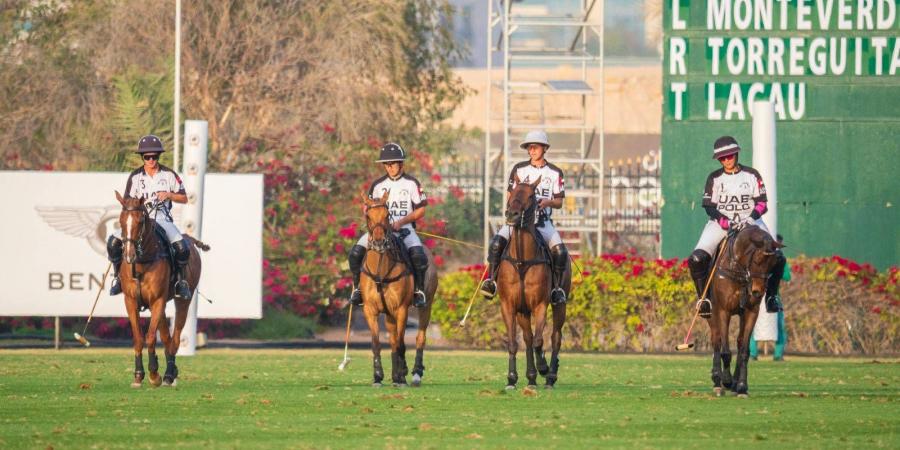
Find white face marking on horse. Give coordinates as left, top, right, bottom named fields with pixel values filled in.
left=126, top=214, right=134, bottom=240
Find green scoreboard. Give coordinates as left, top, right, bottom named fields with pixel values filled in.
left=662, top=0, right=900, bottom=268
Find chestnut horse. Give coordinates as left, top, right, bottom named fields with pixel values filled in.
left=707, top=224, right=783, bottom=397
left=359, top=191, right=438, bottom=387
left=116, top=191, right=208, bottom=388
left=498, top=177, right=569, bottom=389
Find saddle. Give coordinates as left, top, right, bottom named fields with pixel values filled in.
left=149, top=223, right=178, bottom=287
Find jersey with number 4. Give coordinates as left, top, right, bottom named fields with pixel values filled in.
left=507, top=160, right=565, bottom=221
left=368, top=174, right=427, bottom=226
left=702, top=164, right=767, bottom=221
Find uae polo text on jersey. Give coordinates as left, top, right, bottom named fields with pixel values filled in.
left=701, top=164, right=767, bottom=222
left=367, top=174, right=427, bottom=226
left=507, top=160, right=565, bottom=222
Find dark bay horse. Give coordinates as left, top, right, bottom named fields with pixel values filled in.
left=707, top=224, right=783, bottom=397
left=359, top=191, right=438, bottom=387
left=116, top=191, right=208, bottom=388
left=498, top=177, right=569, bottom=389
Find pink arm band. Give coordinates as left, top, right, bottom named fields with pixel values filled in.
left=754, top=202, right=767, bottom=214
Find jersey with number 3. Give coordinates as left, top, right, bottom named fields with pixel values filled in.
left=507, top=161, right=565, bottom=221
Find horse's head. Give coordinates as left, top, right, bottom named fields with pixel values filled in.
left=116, top=190, right=148, bottom=264
left=362, top=190, right=392, bottom=253
left=506, top=176, right=540, bottom=228
left=735, top=225, right=785, bottom=300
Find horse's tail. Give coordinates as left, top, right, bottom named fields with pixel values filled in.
left=188, top=236, right=211, bottom=252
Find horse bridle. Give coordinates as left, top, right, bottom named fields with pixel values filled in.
left=364, top=203, right=394, bottom=254
left=361, top=203, right=409, bottom=306
left=121, top=204, right=150, bottom=259
left=718, top=229, right=774, bottom=287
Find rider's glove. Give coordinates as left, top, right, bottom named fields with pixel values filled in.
left=717, top=217, right=730, bottom=230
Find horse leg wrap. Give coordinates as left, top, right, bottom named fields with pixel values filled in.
left=373, top=356, right=384, bottom=384
left=134, top=355, right=145, bottom=381
left=536, top=348, right=549, bottom=376
left=148, top=353, right=159, bottom=374
left=163, top=355, right=178, bottom=383
left=412, top=348, right=425, bottom=377
left=507, top=356, right=518, bottom=387
left=721, top=352, right=733, bottom=389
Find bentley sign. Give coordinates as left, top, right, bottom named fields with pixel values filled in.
left=0, top=171, right=263, bottom=319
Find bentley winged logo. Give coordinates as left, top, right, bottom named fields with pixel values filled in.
left=35, top=206, right=121, bottom=256
left=36, top=204, right=184, bottom=256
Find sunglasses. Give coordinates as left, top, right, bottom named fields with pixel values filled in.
left=142, top=154, right=160, bottom=161
left=382, top=161, right=401, bottom=167
left=717, top=154, right=736, bottom=161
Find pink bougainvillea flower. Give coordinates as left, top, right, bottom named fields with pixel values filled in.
left=424, top=239, right=437, bottom=249
left=299, top=274, right=310, bottom=285
left=434, top=255, right=445, bottom=267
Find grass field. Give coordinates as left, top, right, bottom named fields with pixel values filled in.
left=0, top=349, right=897, bottom=449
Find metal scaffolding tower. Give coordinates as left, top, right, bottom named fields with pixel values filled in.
left=483, top=0, right=605, bottom=257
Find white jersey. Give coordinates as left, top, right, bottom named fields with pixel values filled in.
left=124, top=165, right=186, bottom=219
left=367, top=173, right=427, bottom=227
left=507, top=160, right=565, bottom=222
left=702, top=164, right=767, bottom=222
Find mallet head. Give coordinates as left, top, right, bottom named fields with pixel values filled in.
left=73, top=332, right=91, bottom=347
left=675, top=343, right=694, bottom=351
left=338, top=358, right=350, bottom=371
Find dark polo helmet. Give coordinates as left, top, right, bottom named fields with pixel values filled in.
left=376, top=142, right=406, bottom=163
left=712, top=135, right=740, bottom=159
left=136, top=135, right=165, bottom=154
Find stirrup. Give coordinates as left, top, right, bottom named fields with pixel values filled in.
left=550, top=287, right=567, bottom=305
left=349, top=289, right=363, bottom=307
left=696, top=298, right=712, bottom=318
left=479, top=279, right=497, bottom=299
left=174, top=280, right=192, bottom=300
left=413, top=290, right=427, bottom=308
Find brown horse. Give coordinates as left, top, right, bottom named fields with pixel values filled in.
left=707, top=224, right=783, bottom=397
left=116, top=191, right=208, bottom=388
left=359, top=191, right=438, bottom=387
left=498, top=177, right=569, bottom=389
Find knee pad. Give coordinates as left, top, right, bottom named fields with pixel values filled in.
left=171, top=239, right=191, bottom=264
left=348, top=245, right=366, bottom=273
left=107, top=235, right=123, bottom=262
left=550, top=244, right=568, bottom=267
left=488, top=235, right=508, bottom=265
left=409, top=246, right=429, bottom=272
left=689, top=249, right=711, bottom=273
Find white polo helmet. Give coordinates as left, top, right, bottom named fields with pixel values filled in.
left=519, top=130, right=550, bottom=150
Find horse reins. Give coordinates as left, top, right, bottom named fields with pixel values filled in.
left=502, top=193, right=549, bottom=314
left=361, top=204, right=411, bottom=309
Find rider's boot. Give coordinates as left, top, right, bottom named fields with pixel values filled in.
left=107, top=235, right=123, bottom=295
left=764, top=250, right=786, bottom=313
left=479, top=235, right=507, bottom=299
left=347, top=245, right=366, bottom=307
left=409, top=246, right=429, bottom=308
left=549, top=244, right=569, bottom=305
left=171, top=239, right=193, bottom=300
left=689, top=249, right=713, bottom=318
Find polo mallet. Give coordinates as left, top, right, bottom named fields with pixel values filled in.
left=338, top=303, right=354, bottom=371
left=74, top=262, right=113, bottom=347
left=676, top=239, right=727, bottom=351
left=458, top=265, right=490, bottom=328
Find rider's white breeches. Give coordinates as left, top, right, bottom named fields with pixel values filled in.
left=495, top=221, right=563, bottom=248
left=694, top=219, right=772, bottom=256
left=113, top=214, right=183, bottom=244
left=356, top=225, right=423, bottom=248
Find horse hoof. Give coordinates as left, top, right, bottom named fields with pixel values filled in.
left=505, top=385, right=516, bottom=391
left=163, top=376, right=177, bottom=387
left=543, top=384, right=554, bottom=390
left=393, top=383, right=408, bottom=388
left=714, top=387, right=723, bottom=397
left=372, top=382, right=383, bottom=388
left=411, top=374, right=422, bottom=387
left=148, top=374, right=162, bottom=388
left=130, top=381, right=142, bottom=389
left=526, top=384, right=538, bottom=390
left=737, top=393, right=749, bottom=398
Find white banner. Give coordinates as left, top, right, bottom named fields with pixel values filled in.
left=0, top=171, right=263, bottom=319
